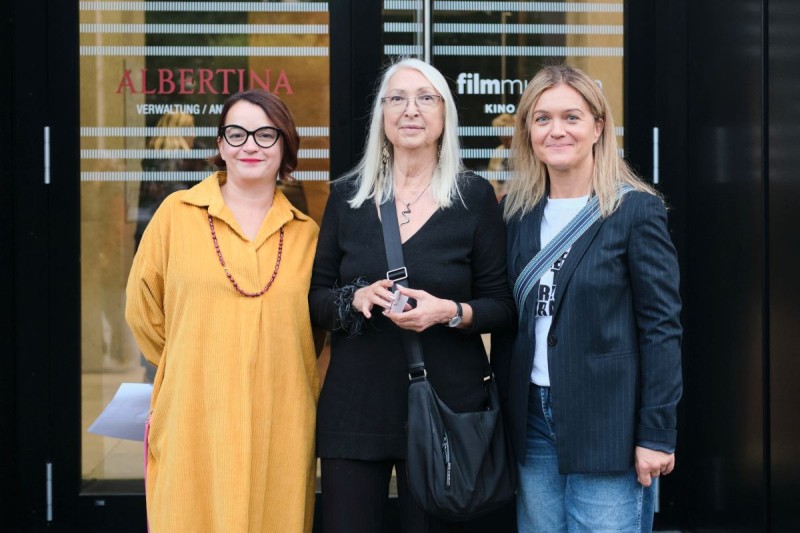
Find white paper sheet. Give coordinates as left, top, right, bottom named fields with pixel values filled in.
left=87, top=383, right=153, bottom=441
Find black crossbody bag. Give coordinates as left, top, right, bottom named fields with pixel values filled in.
left=379, top=199, right=516, bottom=521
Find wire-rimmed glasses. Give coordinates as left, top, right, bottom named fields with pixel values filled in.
left=380, top=94, right=444, bottom=111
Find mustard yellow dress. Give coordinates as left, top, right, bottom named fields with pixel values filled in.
left=126, top=173, right=320, bottom=532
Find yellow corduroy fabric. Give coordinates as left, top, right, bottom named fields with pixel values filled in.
left=126, top=172, right=320, bottom=533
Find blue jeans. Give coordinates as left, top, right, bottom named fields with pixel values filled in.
left=517, top=385, right=655, bottom=533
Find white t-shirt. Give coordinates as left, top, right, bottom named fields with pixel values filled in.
left=530, top=195, right=589, bottom=386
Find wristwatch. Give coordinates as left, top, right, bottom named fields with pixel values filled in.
left=447, top=301, right=463, bottom=328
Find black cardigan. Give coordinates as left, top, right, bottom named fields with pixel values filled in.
left=309, top=172, right=515, bottom=460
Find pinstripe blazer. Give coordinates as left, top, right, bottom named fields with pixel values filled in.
left=492, top=191, right=683, bottom=473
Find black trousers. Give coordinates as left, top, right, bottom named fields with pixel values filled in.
left=320, top=458, right=463, bottom=533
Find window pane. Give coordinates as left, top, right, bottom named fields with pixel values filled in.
left=384, top=0, right=624, bottom=198
left=79, top=0, right=330, bottom=489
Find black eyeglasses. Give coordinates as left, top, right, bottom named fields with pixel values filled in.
left=220, top=125, right=282, bottom=149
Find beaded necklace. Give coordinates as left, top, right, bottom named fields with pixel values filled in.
left=208, top=213, right=284, bottom=297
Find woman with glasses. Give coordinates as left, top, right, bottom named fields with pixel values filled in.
left=126, top=90, right=319, bottom=532
left=309, top=58, right=514, bottom=532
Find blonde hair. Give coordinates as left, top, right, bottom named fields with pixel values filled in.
left=504, top=65, right=657, bottom=220
left=148, top=112, right=195, bottom=151
left=345, top=58, right=463, bottom=209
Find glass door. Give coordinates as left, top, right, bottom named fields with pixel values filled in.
left=376, top=0, right=625, bottom=516
left=77, top=0, right=330, bottom=517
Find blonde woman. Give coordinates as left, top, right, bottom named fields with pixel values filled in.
left=495, top=65, right=682, bottom=532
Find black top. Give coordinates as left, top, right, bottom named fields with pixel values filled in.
left=309, top=172, right=515, bottom=460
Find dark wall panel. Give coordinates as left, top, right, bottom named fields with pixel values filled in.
left=768, top=1, right=800, bottom=531
left=1, top=0, right=17, bottom=528
left=684, top=0, right=766, bottom=530
left=329, top=0, right=383, bottom=180
left=626, top=1, right=690, bottom=524
left=47, top=0, right=82, bottom=528
left=13, top=0, right=56, bottom=527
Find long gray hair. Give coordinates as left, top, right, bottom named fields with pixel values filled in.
left=345, top=58, right=463, bottom=209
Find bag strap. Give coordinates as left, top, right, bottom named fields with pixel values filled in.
left=513, top=185, right=634, bottom=313
left=379, top=199, right=427, bottom=378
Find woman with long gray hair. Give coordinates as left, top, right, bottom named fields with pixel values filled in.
left=309, top=58, right=514, bottom=532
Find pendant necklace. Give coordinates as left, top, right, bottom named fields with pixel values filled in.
left=396, top=181, right=432, bottom=226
